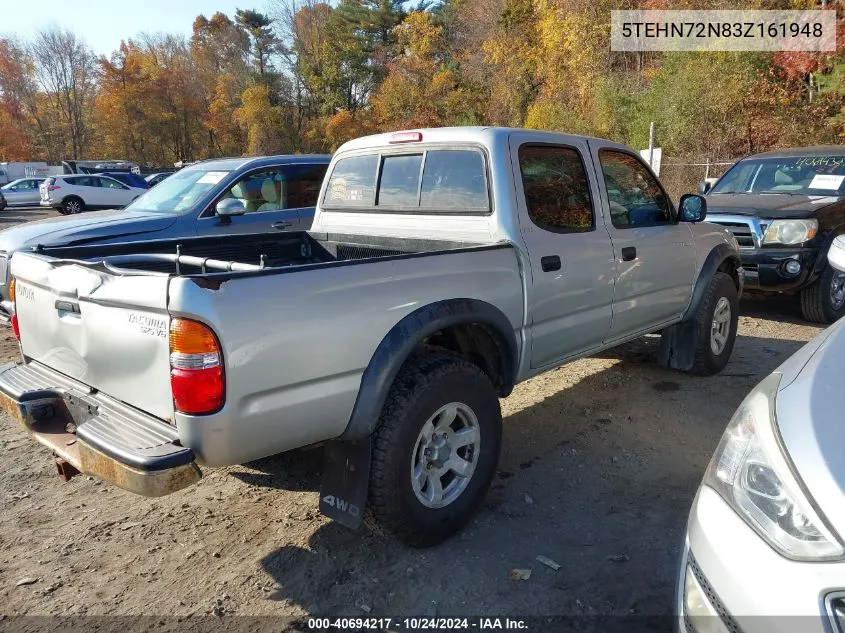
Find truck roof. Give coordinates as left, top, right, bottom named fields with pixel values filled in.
left=747, top=145, right=845, bottom=159
left=336, top=126, right=626, bottom=154
left=189, top=154, right=331, bottom=171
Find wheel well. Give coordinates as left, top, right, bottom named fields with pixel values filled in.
left=718, top=256, right=741, bottom=291
left=414, top=322, right=514, bottom=396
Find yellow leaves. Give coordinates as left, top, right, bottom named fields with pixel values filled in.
left=394, top=11, right=444, bottom=60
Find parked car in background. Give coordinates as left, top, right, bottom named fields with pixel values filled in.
left=145, top=172, right=174, bottom=187
left=0, top=155, right=330, bottom=320
left=702, top=147, right=845, bottom=323
left=678, top=235, right=845, bottom=632
left=0, top=128, right=740, bottom=547
left=0, top=190, right=6, bottom=211
left=101, top=171, right=150, bottom=190
left=39, top=174, right=148, bottom=215
left=1, top=178, right=46, bottom=207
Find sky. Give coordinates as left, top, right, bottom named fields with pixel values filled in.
left=8, top=0, right=272, bottom=57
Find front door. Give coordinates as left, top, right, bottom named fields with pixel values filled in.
left=95, top=176, right=133, bottom=207
left=196, top=164, right=327, bottom=236
left=510, top=133, right=617, bottom=368
left=588, top=144, right=696, bottom=340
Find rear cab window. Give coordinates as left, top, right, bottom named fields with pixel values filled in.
left=323, top=147, right=490, bottom=214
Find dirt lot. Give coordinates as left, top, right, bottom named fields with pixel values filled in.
left=0, top=207, right=825, bottom=627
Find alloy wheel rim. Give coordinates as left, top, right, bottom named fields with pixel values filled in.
left=67, top=201, right=80, bottom=213
left=411, top=402, right=480, bottom=509
left=710, top=297, right=731, bottom=355
left=830, top=272, right=845, bottom=311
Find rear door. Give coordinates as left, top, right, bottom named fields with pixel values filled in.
left=588, top=142, right=696, bottom=340
left=68, top=176, right=105, bottom=207
left=509, top=132, right=616, bottom=368
left=12, top=252, right=174, bottom=421
left=195, top=163, right=328, bottom=235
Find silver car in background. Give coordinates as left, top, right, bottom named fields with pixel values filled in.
left=678, top=235, right=845, bottom=632
left=1, top=178, right=45, bottom=207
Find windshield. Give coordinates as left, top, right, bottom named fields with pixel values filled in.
left=711, top=155, right=845, bottom=195
left=125, top=168, right=231, bottom=213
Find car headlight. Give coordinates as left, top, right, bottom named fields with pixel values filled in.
left=762, top=219, right=818, bottom=245
left=704, top=373, right=844, bottom=560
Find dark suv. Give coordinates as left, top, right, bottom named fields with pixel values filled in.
left=702, top=146, right=845, bottom=323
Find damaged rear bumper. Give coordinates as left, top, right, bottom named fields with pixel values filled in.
left=0, top=361, right=201, bottom=496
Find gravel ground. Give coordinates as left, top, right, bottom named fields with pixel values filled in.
left=0, top=207, right=825, bottom=627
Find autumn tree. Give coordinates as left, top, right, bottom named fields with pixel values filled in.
left=371, top=11, right=483, bottom=129
left=30, top=27, right=99, bottom=159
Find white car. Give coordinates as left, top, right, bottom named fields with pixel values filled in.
left=678, top=236, right=845, bottom=632
left=39, top=174, right=147, bottom=215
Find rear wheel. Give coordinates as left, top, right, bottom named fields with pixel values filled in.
left=368, top=354, right=502, bottom=547
left=63, top=197, right=84, bottom=214
left=800, top=264, right=845, bottom=324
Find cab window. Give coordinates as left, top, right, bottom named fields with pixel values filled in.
left=599, top=150, right=672, bottom=228
left=518, top=144, right=594, bottom=233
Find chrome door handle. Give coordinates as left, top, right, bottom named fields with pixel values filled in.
left=272, top=221, right=292, bottom=230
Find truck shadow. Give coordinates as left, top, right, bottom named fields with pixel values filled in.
left=252, top=331, right=807, bottom=620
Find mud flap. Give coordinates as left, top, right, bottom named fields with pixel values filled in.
left=657, top=319, right=698, bottom=372
left=319, top=438, right=371, bottom=529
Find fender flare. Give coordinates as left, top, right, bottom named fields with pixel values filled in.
left=810, top=224, right=845, bottom=278
left=339, top=298, right=519, bottom=441
left=682, top=243, right=742, bottom=322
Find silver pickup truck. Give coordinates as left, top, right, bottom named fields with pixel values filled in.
left=0, top=127, right=741, bottom=547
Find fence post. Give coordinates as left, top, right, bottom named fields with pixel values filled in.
left=648, top=122, right=655, bottom=169
left=704, top=157, right=710, bottom=181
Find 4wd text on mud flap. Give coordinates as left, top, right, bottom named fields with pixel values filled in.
left=321, top=495, right=360, bottom=517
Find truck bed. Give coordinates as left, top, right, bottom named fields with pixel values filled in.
left=36, top=231, right=492, bottom=277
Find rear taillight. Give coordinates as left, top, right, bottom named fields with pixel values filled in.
left=47, top=185, right=60, bottom=191
left=169, top=318, right=224, bottom=415
left=9, top=279, right=18, bottom=341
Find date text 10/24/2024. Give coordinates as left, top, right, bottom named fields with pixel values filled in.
left=307, top=618, right=529, bottom=630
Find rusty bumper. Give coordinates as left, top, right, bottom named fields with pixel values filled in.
left=0, top=362, right=201, bottom=497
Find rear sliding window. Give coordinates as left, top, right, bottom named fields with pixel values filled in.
left=323, top=148, right=489, bottom=213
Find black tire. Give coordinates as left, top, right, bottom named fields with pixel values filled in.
left=800, top=264, right=845, bottom=324
left=689, top=271, right=739, bottom=376
left=62, top=197, right=84, bottom=214
left=368, top=353, right=502, bottom=548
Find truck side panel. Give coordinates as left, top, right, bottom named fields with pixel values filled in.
left=167, top=246, right=524, bottom=466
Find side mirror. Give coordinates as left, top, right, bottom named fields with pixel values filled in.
left=216, top=198, right=246, bottom=221
left=698, top=180, right=712, bottom=195
left=829, top=235, right=845, bottom=273
left=679, top=194, right=707, bottom=223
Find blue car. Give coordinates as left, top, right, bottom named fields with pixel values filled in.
left=0, top=154, right=331, bottom=319
left=100, top=171, right=151, bottom=189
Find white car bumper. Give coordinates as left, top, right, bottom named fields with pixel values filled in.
left=678, top=486, right=845, bottom=633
